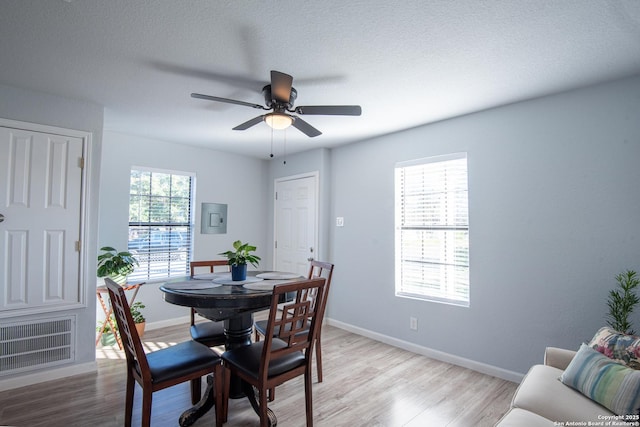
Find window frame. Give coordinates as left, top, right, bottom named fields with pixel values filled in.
left=394, top=152, right=470, bottom=307
left=127, top=166, right=195, bottom=283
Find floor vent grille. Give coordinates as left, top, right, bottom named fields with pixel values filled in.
left=0, top=316, right=75, bottom=375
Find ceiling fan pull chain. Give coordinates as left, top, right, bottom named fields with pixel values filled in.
left=283, top=129, right=287, bottom=165
left=270, top=126, right=274, bottom=158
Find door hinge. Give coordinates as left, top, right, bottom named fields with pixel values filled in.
left=78, top=157, right=85, bottom=169
left=275, top=192, right=278, bottom=200
left=75, top=240, right=81, bottom=252
left=275, top=241, right=277, bottom=249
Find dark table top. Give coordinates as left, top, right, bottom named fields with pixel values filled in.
left=159, top=271, right=299, bottom=321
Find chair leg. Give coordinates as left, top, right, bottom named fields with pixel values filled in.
left=315, top=336, right=323, bottom=383
left=125, top=373, right=135, bottom=427
left=141, top=387, right=153, bottom=427
left=259, top=387, right=269, bottom=427
left=190, top=377, right=202, bottom=405
left=304, top=369, right=314, bottom=427
left=214, top=364, right=225, bottom=427
left=222, top=366, right=231, bottom=423
left=254, top=329, right=261, bottom=342
left=268, top=387, right=275, bottom=402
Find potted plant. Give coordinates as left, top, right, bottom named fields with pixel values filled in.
left=96, top=301, right=146, bottom=344
left=219, top=240, right=261, bottom=281
left=97, top=246, right=138, bottom=285
left=606, top=270, right=640, bottom=335
left=97, top=316, right=118, bottom=346
left=130, top=301, right=146, bottom=337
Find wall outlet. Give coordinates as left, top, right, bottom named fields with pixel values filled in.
left=336, top=217, right=344, bottom=227
left=410, top=317, right=418, bottom=330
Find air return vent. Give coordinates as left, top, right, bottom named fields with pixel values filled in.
left=0, top=316, right=75, bottom=376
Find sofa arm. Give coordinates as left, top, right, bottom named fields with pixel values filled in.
left=544, top=347, right=577, bottom=370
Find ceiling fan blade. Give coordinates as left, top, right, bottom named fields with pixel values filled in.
left=232, top=115, right=267, bottom=130
left=295, top=105, right=362, bottom=116
left=270, top=70, right=293, bottom=103
left=191, top=93, right=266, bottom=110
left=150, top=60, right=266, bottom=90
left=291, top=116, right=322, bottom=137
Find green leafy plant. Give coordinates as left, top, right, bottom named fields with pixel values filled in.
left=607, top=270, right=640, bottom=335
left=97, top=246, right=138, bottom=279
left=97, top=315, right=117, bottom=334
left=97, top=301, right=145, bottom=334
left=130, top=301, right=146, bottom=324
left=218, top=240, right=261, bottom=267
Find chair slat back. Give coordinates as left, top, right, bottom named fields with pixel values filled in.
left=307, top=260, right=334, bottom=318
left=105, top=277, right=150, bottom=380
left=189, top=260, right=230, bottom=325
left=190, top=260, right=229, bottom=277
left=260, top=277, right=326, bottom=378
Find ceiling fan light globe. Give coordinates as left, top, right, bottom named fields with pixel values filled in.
left=265, top=113, right=293, bottom=130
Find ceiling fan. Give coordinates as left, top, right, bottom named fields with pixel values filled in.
left=191, top=70, right=362, bottom=137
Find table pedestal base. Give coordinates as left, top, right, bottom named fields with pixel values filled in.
left=225, top=314, right=253, bottom=399
left=177, top=375, right=278, bottom=427
left=179, top=375, right=216, bottom=427
left=242, top=381, right=278, bottom=427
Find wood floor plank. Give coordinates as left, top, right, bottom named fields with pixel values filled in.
left=0, top=322, right=517, bottom=426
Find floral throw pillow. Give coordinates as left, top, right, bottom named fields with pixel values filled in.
left=588, top=326, right=640, bottom=369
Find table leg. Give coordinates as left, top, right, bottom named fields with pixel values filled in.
left=96, top=292, right=122, bottom=349
left=224, top=314, right=253, bottom=399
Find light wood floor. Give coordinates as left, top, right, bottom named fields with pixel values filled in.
left=0, top=321, right=517, bottom=427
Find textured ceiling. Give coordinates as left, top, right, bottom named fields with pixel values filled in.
left=1, top=0, right=639, bottom=158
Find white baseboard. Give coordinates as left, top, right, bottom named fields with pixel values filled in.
left=0, top=361, right=97, bottom=392
left=0, top=316, right=521, bottom=392
left=326, top=317, right=524, bottom=383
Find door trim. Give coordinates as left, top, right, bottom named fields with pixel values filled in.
left=273, top=171, right=319, bottom=271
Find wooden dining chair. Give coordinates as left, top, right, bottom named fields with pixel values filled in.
left=222, top=277, right=327, bottom=427
left=189, top=260, right=230, bottom=398
left=189, top=260, right=229, bottom=348
left=254, top=260, right=334, bottom=384
left=105, top=278, right=225, bottom=427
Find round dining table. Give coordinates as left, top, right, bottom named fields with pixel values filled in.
left=159, top=270, right=301, bottom=426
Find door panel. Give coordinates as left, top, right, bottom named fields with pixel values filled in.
left=0, top=126, right=83, bottom=313
left=274, top=175, right=318, bottom=276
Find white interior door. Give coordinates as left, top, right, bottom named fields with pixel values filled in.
left=274, top=174, right=318, bottom=276
left=0, top=125, right=84, bottom=314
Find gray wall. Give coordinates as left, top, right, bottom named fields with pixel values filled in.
left=3, top=73, right=639, bottom=385
left=98, top=131, right=269, bottom=324
left=328, top=74, right=640, bottom=376
left=267, top=148, right=332, bottom=266
left=0, top=83, right=104, bottom=377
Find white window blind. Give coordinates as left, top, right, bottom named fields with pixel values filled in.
left=395, top=153, right=470, bottom=306
left=127, top=168, right=193, bottom=282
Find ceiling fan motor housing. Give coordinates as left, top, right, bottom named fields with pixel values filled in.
left=262, top=85, right=297, bottom=110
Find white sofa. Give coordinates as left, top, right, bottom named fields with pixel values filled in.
left=496, top=347, right=615, bottom=426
